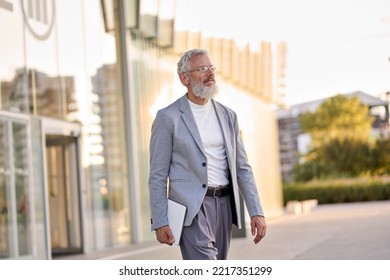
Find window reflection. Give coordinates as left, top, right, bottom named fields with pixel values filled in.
left=1, top=0, right=133, bottom=252
left=0, top=119, right=10, bottom=259
left=91, top=63, right=130, bottom=244
left=0, top=68, right=77, bottom=120
left=0, top=69, right=28, bottom=113
left=0, top=119, right=32, bottom=258
left=12, top=122, right=31, bottom=256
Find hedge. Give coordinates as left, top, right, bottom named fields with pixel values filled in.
left=283, top=178, right=390, bottom=205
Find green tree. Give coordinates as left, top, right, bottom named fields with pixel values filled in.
left=321, top=138, right=371, bottom=176
left=295, top=94, right=374, bottom=180
left=300, top=94, right=373, bottom=147
left=371, top=136, right=390, bottom=175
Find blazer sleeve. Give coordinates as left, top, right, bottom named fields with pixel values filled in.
left=148, top=110, right=172, bottom=230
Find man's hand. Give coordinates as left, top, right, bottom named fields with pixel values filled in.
left=156, top=225, right=175, bottom=246
left=250, top=215, right=266, bottom=244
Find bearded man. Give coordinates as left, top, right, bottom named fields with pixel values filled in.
left=148, top=49, right=266, bottom=260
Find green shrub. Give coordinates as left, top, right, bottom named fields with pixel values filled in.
left=283, top=177, right=390, bottom=205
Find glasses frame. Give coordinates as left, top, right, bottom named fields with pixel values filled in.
left=184, top=65, right=216, bottom=74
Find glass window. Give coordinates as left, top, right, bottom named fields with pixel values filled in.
left=0, top=118, right=10, bottom=258
left=30, top=117, right=48, bottom=259
left=0, top=2, right=28, bottom=113
left=1, top=0, right=133, bottom=253
left=23, top=0, right=131, bottom=249
left=23, top=0, right=61, bottom=119
left=81, top=0, right=131, bottom=247
left=0, top=118, right=32, bottom=259
left=12, top=122, right=32, bottom=256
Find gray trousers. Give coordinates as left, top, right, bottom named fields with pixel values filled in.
left=179, top=195, right=232, bottom=260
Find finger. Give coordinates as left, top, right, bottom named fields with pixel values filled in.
left=253, top=228, right=262, bottom=243
left=161, top=229, right=175, bottom=245
left=251, top=220, right=257, bottom=236
left=158, top=234, right=173, bottom=245
left=164, top=227, right=175, bottom=245
left=253, top=225, right=266, bottom=244
left=156, top=227, right=173, bottom=245
left=253, top=232, right=263, bottom=244
left=252, top=225, right=260, bottom=243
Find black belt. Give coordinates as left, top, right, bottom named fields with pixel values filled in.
left=206, top=186, right=230, bottom=198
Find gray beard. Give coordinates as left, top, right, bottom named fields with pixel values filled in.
left=191, top=80, right=218, bottom=100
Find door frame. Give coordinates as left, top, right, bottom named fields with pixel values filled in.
left=40, top=117, right=86, bottom=258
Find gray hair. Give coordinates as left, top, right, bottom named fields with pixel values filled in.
left=177, top=49, right=209, bottom=74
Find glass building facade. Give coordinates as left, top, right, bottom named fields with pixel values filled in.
left=0, top=0, right=284, bottom=259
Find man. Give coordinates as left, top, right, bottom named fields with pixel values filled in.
left=149, top=48, right=266, bottom=260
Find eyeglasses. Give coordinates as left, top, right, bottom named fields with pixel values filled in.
left=184, top=65, right=216, bottom=73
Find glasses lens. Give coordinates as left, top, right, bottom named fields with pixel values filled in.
left=186, top=66, right=216, bottom=73
left=198, top=66, right=208, bottom=72
left=198, top=66, right=216, bottom=73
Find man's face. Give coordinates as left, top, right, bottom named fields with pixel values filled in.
left=187, top=54, right=218, bottom=100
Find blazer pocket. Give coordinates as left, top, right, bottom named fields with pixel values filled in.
left=169, top=162, right=190, bottom=183
left=169, top=178, right=189, bottom=182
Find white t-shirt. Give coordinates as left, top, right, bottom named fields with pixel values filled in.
left=189, top=100, right=229, bottom=187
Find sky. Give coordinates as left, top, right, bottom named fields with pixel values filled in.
left=279, top=0, right=390, bottom=104
left=173, top=0, right=390, bottom=106
left=259, top=0, right=390, bottom=105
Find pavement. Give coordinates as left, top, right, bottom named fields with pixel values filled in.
left=53, top=201, right=390, bottom=260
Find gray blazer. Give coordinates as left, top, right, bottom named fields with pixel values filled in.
left=149, top=94, right=264, bottom=231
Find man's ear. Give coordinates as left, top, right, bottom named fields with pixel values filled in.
left=179, top=73, right=190, bottom=86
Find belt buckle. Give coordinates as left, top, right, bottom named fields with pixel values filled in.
left=212, top=188, right=219, bottom=198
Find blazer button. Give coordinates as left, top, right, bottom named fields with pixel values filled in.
left=202, top=162, right=206, bottom=167
left=202, top=184, right=207, bottom=188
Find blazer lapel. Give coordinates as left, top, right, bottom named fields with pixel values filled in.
left=179, top=95, right=206, bottom=156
